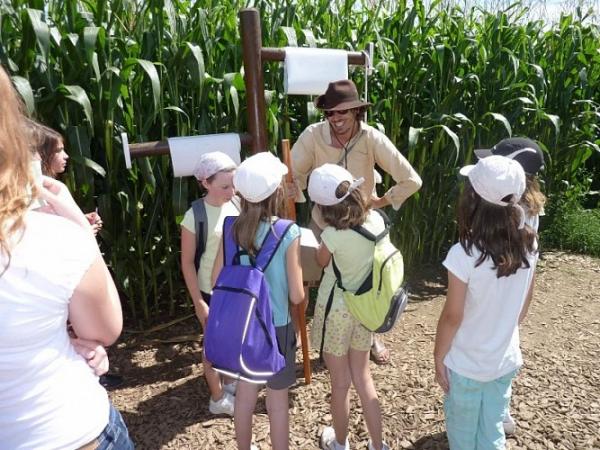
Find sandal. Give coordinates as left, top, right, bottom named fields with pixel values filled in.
left=370, top=338, right=390, bottom=365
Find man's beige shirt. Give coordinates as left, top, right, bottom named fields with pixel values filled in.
left=291, top=120, right=422, bottom=227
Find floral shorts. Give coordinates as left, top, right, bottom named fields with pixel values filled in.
left=311, top=277, right=372, bottom=357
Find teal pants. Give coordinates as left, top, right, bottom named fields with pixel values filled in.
left=444, top=369, right=517, bottom=450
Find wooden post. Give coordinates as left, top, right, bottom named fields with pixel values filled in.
left=240, top=8, right=268, bottom=154
left=281, top=139, right=312, bottom=384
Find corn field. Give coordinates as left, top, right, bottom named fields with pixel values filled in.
left=1, top=0, right=598, bottom=326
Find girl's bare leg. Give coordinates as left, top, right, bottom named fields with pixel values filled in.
left=323, top=352, right=352, bottom=445
left=234, top=381, right=259, bottom=450
left=266, top=387, right=290, bottom=450
left=349, top=348, right=383, bottom=449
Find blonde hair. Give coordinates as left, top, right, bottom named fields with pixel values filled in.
left=233, top=184, right=287, bottom=258
left=521, top=175, right=546, bottom=216
left=0, top=65, right=34, bottom=268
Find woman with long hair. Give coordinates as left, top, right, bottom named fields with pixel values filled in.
left=0, top=65, right=133, bottom=449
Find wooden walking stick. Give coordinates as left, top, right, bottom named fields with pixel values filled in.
left=281, top=139, right=312, bottom=384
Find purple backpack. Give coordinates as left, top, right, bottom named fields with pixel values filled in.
left=204, top=216, right=294, bottom=384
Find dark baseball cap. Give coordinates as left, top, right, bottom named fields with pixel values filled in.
left=474, top=137, right=544, bottom=175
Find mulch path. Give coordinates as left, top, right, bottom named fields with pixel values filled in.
left=107, top=251, right=600, bottom=449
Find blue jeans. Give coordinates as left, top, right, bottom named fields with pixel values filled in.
left=444, top=369, right=517, bottom=450
left=95, top=403, right=134, bottom=450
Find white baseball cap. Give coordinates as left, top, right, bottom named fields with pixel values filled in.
left=234, top=152, right=288, bottom=203
left=193, top=151, right=237, bottom=181
left=308, top=163, right=365, bottom=206
left=460, top=155, right=526, bottom=207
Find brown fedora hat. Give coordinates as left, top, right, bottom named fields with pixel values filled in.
left=315, top=79, right=371, bottom=111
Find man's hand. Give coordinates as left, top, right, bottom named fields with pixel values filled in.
left=370, top=195, right=389, bottom=209
left=285, top=180, right=299, bottom=200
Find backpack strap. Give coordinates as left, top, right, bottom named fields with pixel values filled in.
left=333, top=209, right=389, bottom=293
left=319, top=283, right=336, bottom=362
left=192, top=198, right=208, bottom=272
left=351, top=208, right=391, bottom=243
left=331, top=256, right=345, bottom=291
left=221, top=216, right=239, bottom=267
left=254, top=219, right=295, bottom=272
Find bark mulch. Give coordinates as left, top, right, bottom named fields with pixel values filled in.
left=107, top=251, right=600, bottom=449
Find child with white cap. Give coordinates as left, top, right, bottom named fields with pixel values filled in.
left=307, top=163, right=390, bottom=450
left=210, top=152, right=304, bottom=450
left=475, top=136, right=546, bottom=233
left=180, top=151, right=239, bottom=416
left=474, top=137, right=546, bottom=434
left=434, top=155, right=538, bottom=449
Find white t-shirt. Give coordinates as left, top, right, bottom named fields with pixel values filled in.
left=442, top=243, right=536, bottom=382
left=180, top=200, right=239, bottom=293
left=0, top=211, right=109, bottom=449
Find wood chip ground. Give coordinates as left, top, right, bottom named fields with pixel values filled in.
left=108, top=252, right=600, bottom=449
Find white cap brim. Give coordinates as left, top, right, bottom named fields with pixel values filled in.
left=459, top=164, right=475, bottom=176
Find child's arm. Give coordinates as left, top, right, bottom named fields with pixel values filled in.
left=316, top=242, right=331, bottom=268
left=211, top=241, right=224, bottom=288
left=433, top=270, right=467, bottom=393
left=286, top=237, right=304, bottom=305
left=181, top=227, right=209, bottom=328
left=519, top=272, right=536, bottom=324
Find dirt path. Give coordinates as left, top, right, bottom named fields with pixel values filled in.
left=108, top=252, right=600, bottom=449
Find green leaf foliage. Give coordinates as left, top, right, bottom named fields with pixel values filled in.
left=1, top=0, right=598, bottom=326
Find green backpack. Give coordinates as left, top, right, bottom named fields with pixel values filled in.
left=330, top=210, right=408, bottom=333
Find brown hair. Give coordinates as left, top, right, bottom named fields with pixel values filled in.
left=458, top=182, right=536, bottom=278
left=31, top=123, right=64, bottom=178
left=232, top=184, right=287, bottom=258
left=521, top=175, right=546, bottom=216
left=318, top=181, right=369, bottom=229
left=0, top=65, right=34, bottom=271
left=355, top=106, right=367, bottom=122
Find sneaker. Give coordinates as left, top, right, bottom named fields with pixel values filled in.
left=223, top=380, right=237, bottom=396
left=250, top=445, right=259, bottom=450
left=367, top=441, right=390, bottom=450
left=321, top=426, right=349, bottom=450
left=503, top=412, right=516, bottom=435
left=208, top=391, right=235, bottom=416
